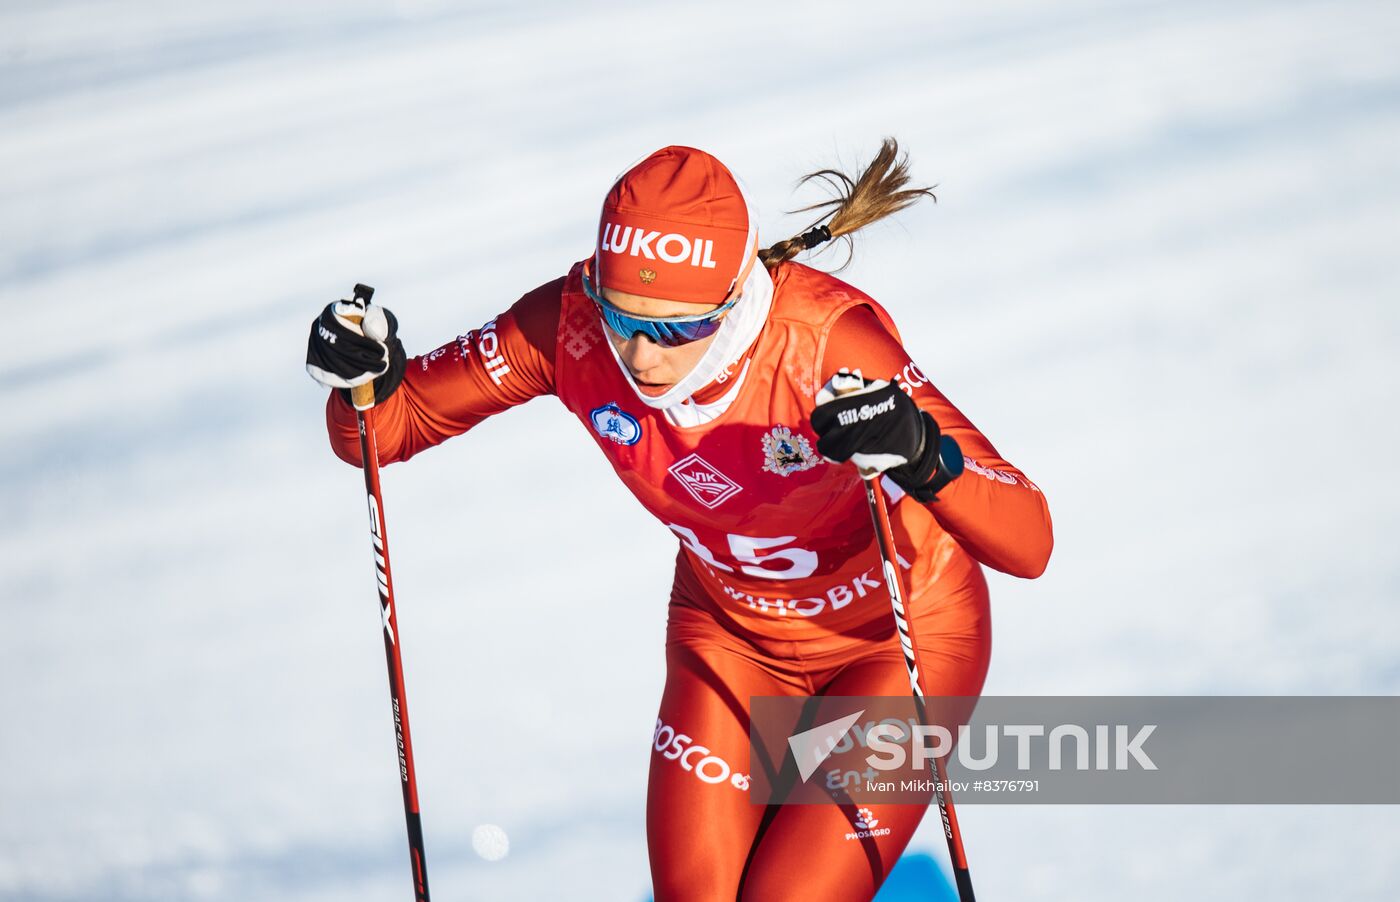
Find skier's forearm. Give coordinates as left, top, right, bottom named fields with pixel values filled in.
left=323, top=279, right=563, bottom=466
left=926, top=456, right=1053, bottom=578
left=324, top=349, right=509, bottom=466
left=326, top=390, right=366, bottom=465
left=820, top=304, right=1053, bottom=577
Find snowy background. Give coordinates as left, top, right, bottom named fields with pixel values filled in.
left=3, top=0, right=1399, bottom=899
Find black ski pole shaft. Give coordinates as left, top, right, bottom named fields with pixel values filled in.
left=860, top=472, right=975, bottom=901
left=831, top=373, right=974, bottom=900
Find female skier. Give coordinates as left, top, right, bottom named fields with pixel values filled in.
left=306, top=140, right=1052, bottom=901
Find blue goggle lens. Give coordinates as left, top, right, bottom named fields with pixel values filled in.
left=583, top=272, right=735, bottom=348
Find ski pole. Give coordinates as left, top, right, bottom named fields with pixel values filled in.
left=345, top=283, right=431, bottom=902
left=860, top=470, right=973, bottom=901
left=837, top=378, right=974, bottom=901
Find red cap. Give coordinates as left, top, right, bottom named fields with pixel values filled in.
left=594, top=146, right=757, bottom=304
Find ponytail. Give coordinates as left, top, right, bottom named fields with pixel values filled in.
left=758, top=138, right=935, bottom=270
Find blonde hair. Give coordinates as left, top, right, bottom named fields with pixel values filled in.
left=758, top=138, right=935, bottom=270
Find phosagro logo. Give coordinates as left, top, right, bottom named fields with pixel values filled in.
left=845, top=806, right=890, bottom=841
left=835, top=395, right=897, bottom=427
left=599, top=222, right=720, bottom=269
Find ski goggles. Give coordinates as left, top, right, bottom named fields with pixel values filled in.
left=582, top=269, right=738, bottom=348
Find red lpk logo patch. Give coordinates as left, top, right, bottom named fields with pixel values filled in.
left=668, top=453, right=742, bottom=509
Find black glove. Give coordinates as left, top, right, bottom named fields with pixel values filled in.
left=305, top=300, right=406, bottom=408
left=811, top=373, right=959, bottom=501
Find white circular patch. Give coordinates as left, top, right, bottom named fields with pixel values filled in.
left=472, top=823, right=510, bottom=862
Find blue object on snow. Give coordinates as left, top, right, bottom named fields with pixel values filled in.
left=641, top=853, right=956, bottom=901
left=874, top=853, right=958, bottom=901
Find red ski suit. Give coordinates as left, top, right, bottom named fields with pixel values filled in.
left=325, top=260, right=1052, bottom=901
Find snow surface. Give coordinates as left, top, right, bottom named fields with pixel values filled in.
left=2, top=1, right=1398, bottom=899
